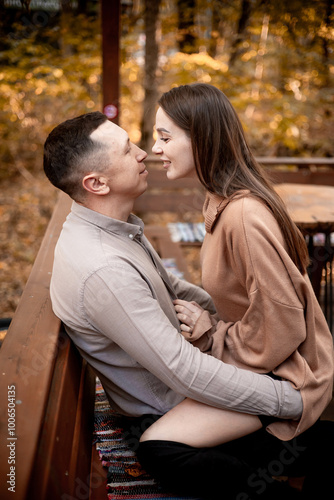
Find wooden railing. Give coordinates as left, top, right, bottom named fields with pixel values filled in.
left=0, top=193, right=107, bottom=500
left=134, top=157, right=334, bottom=214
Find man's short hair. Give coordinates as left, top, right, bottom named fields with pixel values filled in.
left=43, top=111, right=108, bottom=200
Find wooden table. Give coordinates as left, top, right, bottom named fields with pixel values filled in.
left=275, top=184, right=334, bottom=332
left=275, top=183, right=334, bottom=235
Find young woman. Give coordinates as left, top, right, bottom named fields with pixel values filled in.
left=138, top=84, right=334, bottom=497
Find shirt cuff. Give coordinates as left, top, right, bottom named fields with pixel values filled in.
left=275, top=379, right=303, bottom=420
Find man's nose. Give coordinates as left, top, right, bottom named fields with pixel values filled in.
left=135, top=145, right=148, bottom=161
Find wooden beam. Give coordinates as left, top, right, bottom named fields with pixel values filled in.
left=101, top=0, right=120, bottom=123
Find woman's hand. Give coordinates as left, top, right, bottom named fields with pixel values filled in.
left=173, top=299, right=204, bottom=334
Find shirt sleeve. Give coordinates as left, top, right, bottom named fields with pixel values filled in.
left=82, top=262, right=302, bottom=419
left=167, top=271, right=216, bottom=314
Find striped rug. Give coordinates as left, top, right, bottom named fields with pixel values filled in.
left=94, top=380, right=200, bottom=500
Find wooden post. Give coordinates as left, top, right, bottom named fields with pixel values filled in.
left=101, top=0, right=120, bottom=123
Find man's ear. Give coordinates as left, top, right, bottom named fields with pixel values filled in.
left=82, top=173, right=110, bottom=195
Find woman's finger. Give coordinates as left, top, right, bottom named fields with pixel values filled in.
left=180, top=323, right=192, bottom=333
left=174, top=303, right=202, bottom=317
left=176, top=312, right=194, bottom=326
left=173, top=299, right=202, bottom=313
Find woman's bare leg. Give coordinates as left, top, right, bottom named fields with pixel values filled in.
left=140, top=398, right=262, bottom=447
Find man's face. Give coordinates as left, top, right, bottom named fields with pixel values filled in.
left=90, top=120, right=148, bottom=200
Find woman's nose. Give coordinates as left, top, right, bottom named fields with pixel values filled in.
left=152, top=141, right=162, bottom=154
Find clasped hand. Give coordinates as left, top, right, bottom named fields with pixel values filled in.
left=173, top=299, right=203, bottom=334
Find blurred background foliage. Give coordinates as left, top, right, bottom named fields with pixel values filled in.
left=0, top=0, right=333, bottom=182
left=0, top=0, right=333, bottom=316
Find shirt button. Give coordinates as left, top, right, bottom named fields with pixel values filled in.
left=129, top=234, right=134, bottom=239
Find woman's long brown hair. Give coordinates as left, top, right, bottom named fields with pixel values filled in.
left=158, top=83, right=309, bottom=274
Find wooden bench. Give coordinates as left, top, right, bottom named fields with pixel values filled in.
left=0, top=192, right=191, bottom=500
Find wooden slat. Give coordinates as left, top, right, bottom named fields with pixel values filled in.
left=27, top=330, right=94, bottom=499
left=134, top=192, right=206, bottom=214
left=267, top=169, right=334, bottom=185
left=0, top=192, right=72, bottom=499
left=257, top=157, right=334, bottom=166
left=69, top=362, right=97, bottom=495
left=144, top=169, right=203, bottom=189
left=89, top=447, right=108, bottom=500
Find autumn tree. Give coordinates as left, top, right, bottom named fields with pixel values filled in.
left=139, top=0, right=161, bottom=152
left=0, top=0, right=333, bottom=182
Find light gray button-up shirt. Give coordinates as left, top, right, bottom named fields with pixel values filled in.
left=50, top=202, right=302, bottom=419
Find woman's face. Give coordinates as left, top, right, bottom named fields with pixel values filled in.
left=152, top=107, right=196, bottom=180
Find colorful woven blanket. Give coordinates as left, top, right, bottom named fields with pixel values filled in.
left=94, top=380, right=200, bottom=500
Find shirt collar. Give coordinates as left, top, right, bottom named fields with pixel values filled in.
left=71, top=201, right=145, bottom=240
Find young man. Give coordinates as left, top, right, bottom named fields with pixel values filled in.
left=44, top=112, right=303, bottom=499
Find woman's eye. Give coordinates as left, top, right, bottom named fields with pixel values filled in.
left=160, top=137, right=169, bottom=143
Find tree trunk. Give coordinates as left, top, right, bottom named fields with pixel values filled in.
left=177, top=0, right=197, bottom=54
left=229, top=0, right=251, bottom=67
left=320, top=0, right=333, bottom=87
left=139, top=0, right=161, bottom=152
left=77, top=0, right=88, bottom=15
left=208, top=0, right=220, bottom=59
left=60, top=0, right=75, bottom=57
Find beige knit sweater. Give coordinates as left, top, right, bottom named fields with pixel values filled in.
left=188, top=191, right=333, bottom=441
